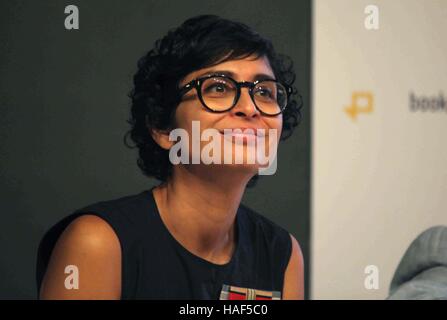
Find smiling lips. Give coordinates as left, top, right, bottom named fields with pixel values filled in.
left=219, top=128, right=267, bottom=143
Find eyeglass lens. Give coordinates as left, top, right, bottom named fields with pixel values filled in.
left=200, top=76, right=287, bottom=115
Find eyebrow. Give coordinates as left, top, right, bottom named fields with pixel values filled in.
left=196, top=70, right=276, bottom=82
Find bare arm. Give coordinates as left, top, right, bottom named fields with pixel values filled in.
left=39, top=214, right=121, bottom=299
left=282, top=234, right=305, bottom=300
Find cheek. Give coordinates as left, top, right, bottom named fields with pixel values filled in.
left=174, top=104, right=202, bottom=136
left=265, top=116, right=283, bottom=140
left=173, top=102, right=222, bottom=148
left=174, top=103, right=192, bottom=130
left=175, top=101, right=216, bottom=130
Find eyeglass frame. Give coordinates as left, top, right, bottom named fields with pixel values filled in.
left=178, top=74, right=293, bottom=117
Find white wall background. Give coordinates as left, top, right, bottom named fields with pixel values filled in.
left=312, top=0, right=447, bottom=299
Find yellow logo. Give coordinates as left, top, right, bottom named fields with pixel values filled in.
left=345, top=92, right=374, bottom=120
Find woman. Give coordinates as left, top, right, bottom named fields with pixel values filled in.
left=37, top=15, right=304, bottom=300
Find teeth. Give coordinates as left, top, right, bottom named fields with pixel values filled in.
left=220, top=129, right=266, bottom=137
left=231, top=132, right=255, bottom=135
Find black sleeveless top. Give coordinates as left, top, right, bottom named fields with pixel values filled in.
left=36, top=188, right=292, bottom=300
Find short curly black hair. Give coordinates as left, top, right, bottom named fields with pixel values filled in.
left=124, top=15, right=303, bottom=186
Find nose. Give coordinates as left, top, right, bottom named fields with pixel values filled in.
left=230, top=88, right=260, bottom=118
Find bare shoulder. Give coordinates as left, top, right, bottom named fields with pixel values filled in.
left=289, top=234, right=304, bottom=262
left=39, top=214, right=121, bottom=300
left=60, top=214, right=119, bottom=247
left=282, top=233, right=305, bottom=300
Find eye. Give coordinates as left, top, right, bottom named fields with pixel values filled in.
left=207, top=83, right=227, bottom=93
left=254, top=86, right=274, bottom=99
left=258, top=89, right=272, bottom=96
left=202, top=77, right=235, bottom=95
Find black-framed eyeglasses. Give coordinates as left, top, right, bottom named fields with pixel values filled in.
left=178, top=74, right=293, bottom=116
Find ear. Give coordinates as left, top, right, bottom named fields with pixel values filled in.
left=151, top=128, right=174, bottom=150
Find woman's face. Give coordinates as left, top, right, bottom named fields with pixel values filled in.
left=171, top=55, right=283, bottom=176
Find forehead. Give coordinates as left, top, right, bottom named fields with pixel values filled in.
left=181, top=55, right=275, bottom=85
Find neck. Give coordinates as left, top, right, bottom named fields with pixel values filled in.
left=152, top=165, right=253, bottom=264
